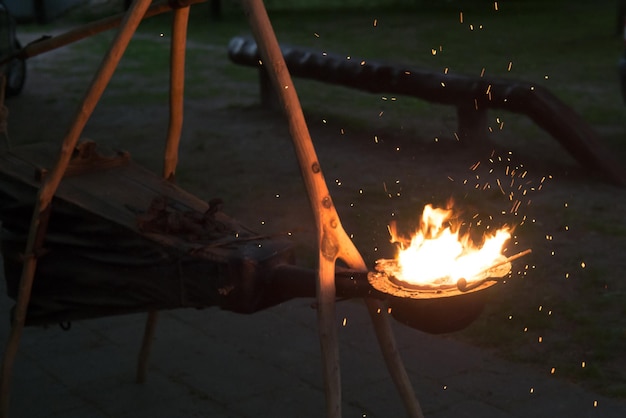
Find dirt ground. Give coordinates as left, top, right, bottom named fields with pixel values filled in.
left=3, top=7, right=626, bottom=396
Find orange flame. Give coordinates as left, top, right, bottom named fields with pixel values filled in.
left=384, top=204, right=511, bottom=286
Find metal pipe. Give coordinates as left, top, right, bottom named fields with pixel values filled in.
left=266, top=264, right=378, bottom=300
left=457, top=249, right=532, bottom=292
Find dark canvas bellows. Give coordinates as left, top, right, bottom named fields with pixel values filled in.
left=0, top=142, right=295, bottom=325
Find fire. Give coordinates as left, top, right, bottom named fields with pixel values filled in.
left=381, top=204, right=511, bottom=286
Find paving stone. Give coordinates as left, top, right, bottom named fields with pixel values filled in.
left=1, top=250, right=626, bottom=417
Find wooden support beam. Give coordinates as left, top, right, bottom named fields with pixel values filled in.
left=138, top=1, right=191, bottom=384
left=0, top=0, right=207, bottom=66
left=240, top=1, right=423, bottom=417
left=163, top=5, right=190, bottom=180
left=0, top=75, right=8, bottom=151
left=0, top=1, right=153, bottom=416
left=136, top=310, right=159, bottom=384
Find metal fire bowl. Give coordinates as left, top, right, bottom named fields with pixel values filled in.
left=266, top=264, right=503, bottom=334
left=367, top=270, right=498, bottom=299
left=368, top=270, right=499, bottom=334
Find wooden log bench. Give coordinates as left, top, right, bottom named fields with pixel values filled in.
left=228, top=36, right=626, bottom=186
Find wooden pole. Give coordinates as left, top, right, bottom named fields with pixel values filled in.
left=163, top=5, right=190, bottom=180
left=240, top=1, right=423, bottom=417
left=0, top=75, right=8, bottom=150
left=0, top=0, right=207, bottom=66
left=365, top=298, right=424, bottom=418
left=0, top=1, right=153, bottom=416
left=136, top=310, right=159, bottom=384
left=241, top=1, right=347, bottom=415
left=137, top=2, right=191, bottom=384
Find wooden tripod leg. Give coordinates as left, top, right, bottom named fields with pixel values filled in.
left=365, top=298, right=424, bottom=418
left=0, top=208, right=52, bottom=418
left=241, top=1, right=423, bottom=417
left=316, top=257, right=342, bottom=417
left=5, top=0, right=206, bottom=65
left=242, top=2, right=421, bottom=417
left=136, top=311, right=159, bottom=384
left=136, top=3, right=190, bottom=384
left=241, top=1, right=343, bottom=415
left=163, top=4, right=190, bottom=180
left=0, top=1, right=153, bottom=416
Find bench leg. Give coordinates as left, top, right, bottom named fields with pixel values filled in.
left=456, top=102, right=489, bottom=146
left=259, top=68, right=281, bottom=110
